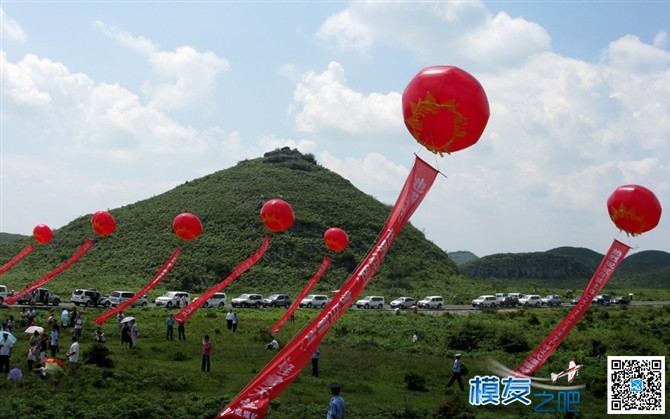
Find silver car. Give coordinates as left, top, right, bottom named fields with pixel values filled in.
left=109, top=291, right=149, bottom=307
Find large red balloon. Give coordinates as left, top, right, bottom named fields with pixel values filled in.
left=173, top=213, right=203, bottom=241
left=324, top=227, right=349, bottom=252
left=260, top=199, right=294, bottom=232
left=402, top=66, right=490, bottom=155
left=607, top=185, right=662, bottom=236
left=33, top=224, right=53, bottom=244
left=91, top=211, right=116, bottom=237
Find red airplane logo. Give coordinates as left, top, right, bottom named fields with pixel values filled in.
left=551, top=360, right=583, bottom=383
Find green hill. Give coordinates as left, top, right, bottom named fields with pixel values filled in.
left=462, top=247, right=670, bottom=289
left=447, top=250, right=479, bottom=265
left=0, top=148, right=462, bottom=300
left=0, top=232, right=27, bottom=244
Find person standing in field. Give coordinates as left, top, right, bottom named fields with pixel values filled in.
left=130, top=320, right=139, bottom=348
left=232, top=311, right=238, bottom=332
left=66, top=336, right=79, bottom=376
left=178, top=321, right=186, bottom=341
left=201, top=335, right=211, bottom=372
left=447, top=353, right=465, bottom=391
left=166, top=314, right=175, bottom=340
left=326, top=382, right=345, bottom=419
left=226, top=310, right=234, bottom=330
left=312, top=347, right=320, bottom=377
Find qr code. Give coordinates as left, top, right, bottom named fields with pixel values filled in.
left=608, top=356, right=665, bottom=414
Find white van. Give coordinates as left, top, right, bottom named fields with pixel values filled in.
left=356, top=296, right=385, bottom=309
left=109, top=291, right=149, bottom=307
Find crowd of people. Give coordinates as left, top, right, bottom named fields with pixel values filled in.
left=0, top=306, right=352, bottom=417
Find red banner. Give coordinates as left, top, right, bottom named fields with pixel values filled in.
left=0, top=244, right=34, bottom=276
left=94, top=246, right=181, bottom=326
left=271, top=255, right=331, bottom=334
left=6, top=239, right=95, bottom=305
left=514, top=239, right=631, bottom=376
left=174, top=235, right=271, bottom=324
left=218, top=156, right=438, bottom=418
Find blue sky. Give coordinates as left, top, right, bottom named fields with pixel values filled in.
left=1, top=1, right=668, bottom=257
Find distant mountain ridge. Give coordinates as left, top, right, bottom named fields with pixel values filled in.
left=460, top=247, right=670, bottom=288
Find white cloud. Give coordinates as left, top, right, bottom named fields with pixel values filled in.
left=0, top=8, right=26, bottom=43
left=95, top=21, right=230, bottom=111
left=317, top=1, right=550, bottom=68
left=291, top=61, right=401, bottom=134
left=92, top=21, right=158, bottom=55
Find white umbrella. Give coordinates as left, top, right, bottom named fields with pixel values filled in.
left=120, top=316, right=135, bottom=324
left=25, top=326, right=44, bottom=334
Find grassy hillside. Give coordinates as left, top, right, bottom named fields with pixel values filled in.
left=0, top=304, right=667, bottom=418
left=0, top=148, right=462, bottom=301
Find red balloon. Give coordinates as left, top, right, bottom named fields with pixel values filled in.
left=607, top=185, right=662, bottom=236
left=260, top=199, right=294, bottom=232
left=173, top=213, right=203, bottom=241
left=91, top=211, right=116, bottom=237
left=402, top=66, right=490, bottom=155
left=33, top=224, right=53, bottom=244
left=324, top=228, right=349, bottom=252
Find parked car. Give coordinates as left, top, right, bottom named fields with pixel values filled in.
left=417, top=296, right=444, bottom=309
left=592, top=294, right=612, bottom=305
left=154, top=291, right=190, bottom=308
left=570, top=296, right=581, bottom=305
left=299, top=294, right=329, bottom=309
left=541, top=294, right=563, bottom=307
left=70, top=289, right=111, bottom=307
left=0, top=285, right=10, bottom=305
left=262, top=294, right=291, bottom=308
left=390, top=297, right=416, bottom=309
left=109, top=291, right=149, bottom=307
left=471, top=295, right=497, bottom=308
left=498, top=296, right=519, bottom=307
left=508, top=292, right=525, bottom=301
left=17, top=288, right=61, bottom=306
left=612, top=296, right=630, bottom=305
left=519, top=294, right=542, bottom=307
left=194, top=292, right=227, bottom=308
left=356, top=296, right=385, bottom=309
left=231, top=293, right=263, bottom=308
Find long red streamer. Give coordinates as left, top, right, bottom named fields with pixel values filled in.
left=5, top=240, right=95, bottom=305
left=271, top=255, right=331, bottom=334
left=174, top=235, right=270, bottom=324
left=94, top=246, right=181, bottom=326
left=219, top=156, right=438, bottom=418
left=514, top=239, right=631, bottom=376
left=0, top=244, right=34, bottom=276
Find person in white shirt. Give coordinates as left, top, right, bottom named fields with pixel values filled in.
left=66, top=336, right=79, bottom=375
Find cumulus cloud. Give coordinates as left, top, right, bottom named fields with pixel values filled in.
left=0, top=52, right=212, bottom=160
left=94, top=21, right=229, bottom=111
left=317, top=1, right=550, bottom=68
left=0, top=8, right=26, bottom=42
left=291, top=61, right=401, bottom=134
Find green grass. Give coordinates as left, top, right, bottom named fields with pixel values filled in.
left=0, top=304, right=667, bottom=418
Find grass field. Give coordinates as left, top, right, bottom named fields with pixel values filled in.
left=0, top=303, right=667, bottom=418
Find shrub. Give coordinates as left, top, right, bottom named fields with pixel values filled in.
left=404, top=372, right=427, bottom=391
left=83, top=343, right=114, bottom=368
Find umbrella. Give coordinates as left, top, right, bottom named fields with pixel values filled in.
left=43, top=358, right=64, bottom=373
left=25, top=326, right=44, bottom=334
left=0, top=331, right=16, bottom=344
left=120, top=316, right=135, bottom=324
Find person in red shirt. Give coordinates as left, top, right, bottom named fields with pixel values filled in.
left=201, top=335, right=211, bottom=372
